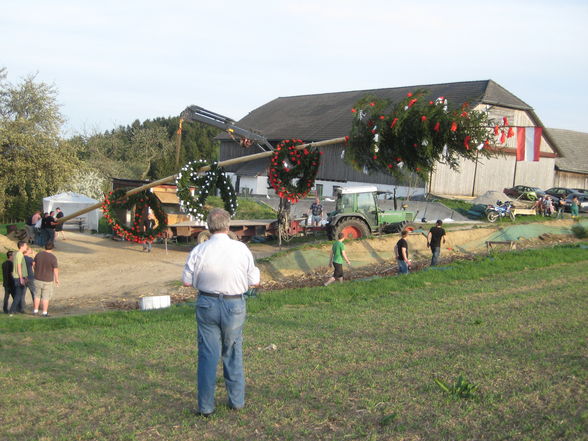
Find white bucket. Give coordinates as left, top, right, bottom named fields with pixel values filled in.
left=139, top=295, right=171, bottom=310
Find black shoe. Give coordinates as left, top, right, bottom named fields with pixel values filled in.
left=41, top=313, right=50, bottom=318
left=191, top=409, right=214, bottom=418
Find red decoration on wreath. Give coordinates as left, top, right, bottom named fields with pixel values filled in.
left=268, top=139, right=321, bottom=203
left=101, top=190, right=167, bottom=243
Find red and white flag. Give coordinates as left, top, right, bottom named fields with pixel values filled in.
left=516, top=127, right=542, bottom=161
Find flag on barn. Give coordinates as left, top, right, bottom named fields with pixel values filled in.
left=516, top=127, right=542, bottom=161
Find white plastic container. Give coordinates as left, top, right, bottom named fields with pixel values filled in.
left=139, top=295, right=171, bottom=310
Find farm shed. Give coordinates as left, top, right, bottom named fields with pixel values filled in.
left=217, top=80, right=559, bottom=197
left=546, top=128, right=588, bottom=190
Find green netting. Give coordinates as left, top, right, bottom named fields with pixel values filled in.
left=260, top=220, right=588, bottom=277
left=487, top=220, right=588, bottom=242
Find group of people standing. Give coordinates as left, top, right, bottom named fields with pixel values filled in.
left=26, top=207, right=65, bottom=246
left=533, top=194, right=581, bottom=219
left=2, top=240, right=60, bottom=316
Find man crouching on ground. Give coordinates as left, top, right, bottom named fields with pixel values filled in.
left=182, top=208, right=260, bottom=417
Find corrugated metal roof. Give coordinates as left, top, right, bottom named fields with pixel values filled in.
left=546, top=128, right=588, bottom=174
left=217, top=79, right=533, bottom=142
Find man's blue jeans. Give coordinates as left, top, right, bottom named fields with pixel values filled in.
left=398, top=260, right=409, bottom=274
left=196, top=294, right=246, bottom=414
left=9, top=279, right=26, bottom=313
left=431, top=247, right=440, bottom=266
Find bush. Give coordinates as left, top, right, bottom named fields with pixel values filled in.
left=97, top=217, right=112, bottom=234
left=571, top=224, right=587, bottom=239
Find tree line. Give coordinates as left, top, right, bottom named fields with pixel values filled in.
left=0, top=68, right=220, bottom=220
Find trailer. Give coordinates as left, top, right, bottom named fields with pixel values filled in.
left=167, top=218, right=307, bottom=243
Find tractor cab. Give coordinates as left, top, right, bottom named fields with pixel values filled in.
left=327, top=186, right=415, bottom=240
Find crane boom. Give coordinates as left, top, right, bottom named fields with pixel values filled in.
left=180, top=105, right=274, bottom=152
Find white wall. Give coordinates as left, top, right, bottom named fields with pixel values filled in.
left=429, top=105, right=557, bottom=196
left=230, top=173, right=425, bottom=198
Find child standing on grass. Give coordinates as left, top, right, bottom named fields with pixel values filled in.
left=324, top=232, right=351, bottom=286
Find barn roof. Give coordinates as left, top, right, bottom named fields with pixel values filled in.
left=545, top=128, right=588, bottom=174
left=218, top=79, right=534, bottom=142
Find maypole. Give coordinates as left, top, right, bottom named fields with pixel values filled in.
left=57, top=137, right=346, bottom=224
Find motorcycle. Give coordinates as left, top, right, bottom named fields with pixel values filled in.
left=486, top=200, right=515, bottom=222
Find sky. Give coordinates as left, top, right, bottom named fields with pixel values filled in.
left=2, top=0, right=588, bottom=136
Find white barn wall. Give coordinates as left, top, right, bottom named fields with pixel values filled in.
left=430, top=105, right=557, bottom=196
left=555, top=171, right=588, bottom=189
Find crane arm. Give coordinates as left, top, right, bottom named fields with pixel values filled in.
left=180, top=105, right=274, bottom=152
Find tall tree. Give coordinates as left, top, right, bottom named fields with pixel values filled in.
left=0, top=71, right=78, bottom=219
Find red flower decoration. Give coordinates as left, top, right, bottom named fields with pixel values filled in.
left=433, top=122, right=440, bottom=132
left=390, top=118, right=399, bottom=128
left=421, top=115, right=427, bottom=121
left=450, top=122, right=458, bottom=132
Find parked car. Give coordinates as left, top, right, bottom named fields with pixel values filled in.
left=572, top=188, right=588, bottom=195
left=503, top=185, right=545, bottom=201
left=544, top=187, right=576, bottom=200
left=564, top=193, right=588, bottom=213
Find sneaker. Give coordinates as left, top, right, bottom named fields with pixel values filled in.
left=42, top=313, right=50, bottom=317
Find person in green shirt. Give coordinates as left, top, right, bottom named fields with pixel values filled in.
left=324, top=232, right=351, bottom=286
left=9, top=240, right=28, bottom=314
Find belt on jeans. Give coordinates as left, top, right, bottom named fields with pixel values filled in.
left=199, top=291, right=243, bottom=299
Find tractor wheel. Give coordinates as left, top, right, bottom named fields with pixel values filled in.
left=335, top=219, right=370, bottom=240
left=197, top=230, right=238, bottom=243
left=487, top=210, right=499, bottom=223
left=196, top=230, right=211, bottom=243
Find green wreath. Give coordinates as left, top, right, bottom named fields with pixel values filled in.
left=268, top=139, right=321, bottom=203
left=102, top=189, right=168, bottom=243
left=176, top=160, right=238, bottom=220
left=347, top=90, right=503, bottom=179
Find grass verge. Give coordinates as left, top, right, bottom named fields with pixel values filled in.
left=0, top=245, right=587, bottom=440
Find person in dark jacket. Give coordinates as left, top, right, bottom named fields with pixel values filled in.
left=2, top=251, right=15, bottom=313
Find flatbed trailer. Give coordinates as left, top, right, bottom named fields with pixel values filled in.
left=168, top=218, right=307, bottom=242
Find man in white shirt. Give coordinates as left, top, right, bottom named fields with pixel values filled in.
left=182, top=208, right=260, bottom=417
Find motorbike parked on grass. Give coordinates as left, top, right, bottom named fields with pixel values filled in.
left=486, top=200, right=515, bottom=222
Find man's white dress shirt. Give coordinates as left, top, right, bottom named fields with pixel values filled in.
left=182, top=233, right=260, bottom=295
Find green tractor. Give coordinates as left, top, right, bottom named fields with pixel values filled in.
left=326, top=186, right=416, bottom=240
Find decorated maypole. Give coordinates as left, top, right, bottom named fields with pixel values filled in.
left=58, top=90, right=510, bottom=239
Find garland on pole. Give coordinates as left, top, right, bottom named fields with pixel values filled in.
left=268, top=139, right=322, bottom=203
left=176, top=160, right=238, bottom=220
left=346, top=90, right=509, bottom=179
left=102, top=189, right=168, bottom=243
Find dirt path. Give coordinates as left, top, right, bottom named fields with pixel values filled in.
left=6, top=220, right=584, bottom=316
left=33, top=233, right=284, bottom=315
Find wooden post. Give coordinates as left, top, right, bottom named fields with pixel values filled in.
left=471, top=149, right=479, bottom=197
left=57, top=136, right=347, bottom=224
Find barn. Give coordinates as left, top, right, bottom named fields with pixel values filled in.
left=218, top=79, right=561, bottom=197
left=546, top=128, right=588, bottom=190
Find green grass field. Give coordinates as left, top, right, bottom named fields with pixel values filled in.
left=1, top=245, right=587, bottom=440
